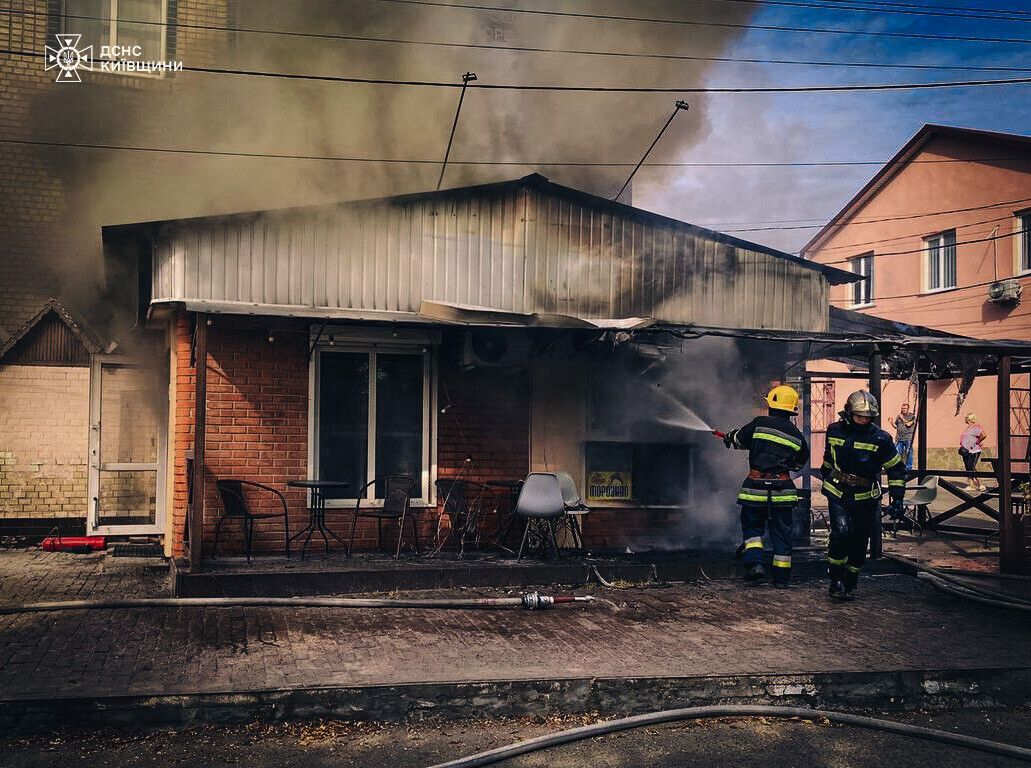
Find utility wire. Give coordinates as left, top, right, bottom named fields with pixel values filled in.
left=715, top=0, right=1031, bottom=23
left=614, top=101, right=688, bottom=201
left=727, top=211, right=1018, bottom=235
left=791, top=0, right=1031, bottom=17
left=820, top=228, right=1027, bottom=266
left=3, top=137, right=1028, bottom=175
left=828, top=274, right=1024, bottom=304
left=764, top=213, right=1019, bottom=248
left=379, top=0, right=1031, bottom=45
left=5, top=48, right=1031, bottom=92
left=5, top=7, right=1031, bottom=72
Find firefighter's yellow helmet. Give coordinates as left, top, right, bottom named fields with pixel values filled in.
left=766, top=384, right=800, bottom=414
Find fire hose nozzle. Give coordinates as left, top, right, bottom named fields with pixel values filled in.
left=712, top=430, right=727, bottom=440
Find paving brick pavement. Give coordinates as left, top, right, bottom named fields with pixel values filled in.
left=0, top=550, right=171, bottom=604
left=0, top=566, right=1028, bottom=702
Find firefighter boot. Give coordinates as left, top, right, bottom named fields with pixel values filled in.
left=745, top=563, right=766, bottom=581
left=829, top=578, right=847, bottom=600
left=844, top=568, right=860, bottom=600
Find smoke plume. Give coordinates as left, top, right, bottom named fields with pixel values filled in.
left=2, top=0, right=756, bottom=338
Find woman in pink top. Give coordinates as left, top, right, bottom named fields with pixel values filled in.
left=959, top=413, right=988, bottom=492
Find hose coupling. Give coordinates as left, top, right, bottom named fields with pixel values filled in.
left=521, top=592, right=554, bottom=610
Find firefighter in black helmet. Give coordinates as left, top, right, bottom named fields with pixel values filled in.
left=820, top=390, right=906, bottom=601
left=723, top=385, right=809, bottom=587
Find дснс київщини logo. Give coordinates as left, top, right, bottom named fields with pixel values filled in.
left=45, top=34, right=93, bottom=83
left=43, top=34, right=182, bottom=82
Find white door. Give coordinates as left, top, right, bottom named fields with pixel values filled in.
left=87, top=357, right=166, bottom=536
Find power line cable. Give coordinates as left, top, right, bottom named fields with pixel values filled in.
left=821, top=227, right=1027, bottom=266
left=6, top=48, right=1031, bottom=92
left=379, top=0, right=1031, bottom=45
left=715, top=0, right=1031, bottom=23
left=6, top=6, right=1031, bottom=72
left=437, top=71, right=477, bottom=189
left=828, top=275, right=1021, bottom=303
left=726, top=211, right=1017, bottom=235
left=803, top=211, right=1031, bottom=253
left=3, top=137, right=1029, bottom=175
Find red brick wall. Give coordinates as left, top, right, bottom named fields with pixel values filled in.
left=170, top=321, right=534, bottom=558
left=434, top=344, right=531, bottom=548
left=171, top=313, right=194, bottom=558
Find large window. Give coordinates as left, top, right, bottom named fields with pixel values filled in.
left=925, top=229, right=957, bottom=291
left=63, top=0, right=166, bottom=63
left=1019, top=211, right=1031, bottom=274
left=850, top=253, right=874, bottom=306
left=314, top=346, right=432, bottom=504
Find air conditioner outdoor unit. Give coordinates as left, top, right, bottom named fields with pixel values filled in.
left=461, top=329, right=531, bottom=368
left=987, top=279, right=1022, bottom=305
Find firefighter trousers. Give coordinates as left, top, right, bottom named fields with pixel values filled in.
left=827, top=499, right=876, bottom=583
left=740, top=501, right=794, bottom=583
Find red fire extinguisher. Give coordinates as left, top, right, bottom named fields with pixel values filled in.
left=41, top=535, right=106, bottom=554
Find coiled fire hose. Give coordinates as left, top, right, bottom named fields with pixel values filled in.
left=885, top=554, right=1031, bottom=612
left=0, top=592, right=593, bottom=616
left=425, top=705, right=1031, bottom=768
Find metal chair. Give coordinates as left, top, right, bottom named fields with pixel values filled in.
left=556, top=471, right=589, bottom=553
left=347, top=475, right=419, bottom=558
left=434, top=478, right=496, bottom=556
left=515, top=473, right=566, bottom=561
left=214, top=480, right=290, bottom=562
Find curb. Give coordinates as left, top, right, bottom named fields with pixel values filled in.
left=2, top=666, right=1027, bottom=730
left=174, top=553, right=906, bottom=597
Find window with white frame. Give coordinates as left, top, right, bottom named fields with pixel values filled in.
left=313, top=346, right=433, bottom=504
left=925, top=229, right=957, bottom=291
left=1019, top=211, right=1031, bottom=274
left=850, top=252, right=874, bottom=306
left=63, top=0, right=166, bottom=64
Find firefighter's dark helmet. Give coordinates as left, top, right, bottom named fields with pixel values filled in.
left=842, top=390, right=879, bottom=419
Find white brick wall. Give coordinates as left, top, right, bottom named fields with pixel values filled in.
left=0, top=364, right=89, bottom=518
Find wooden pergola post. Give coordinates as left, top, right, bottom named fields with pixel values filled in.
left=997, top=356, right=1022, bottom=574
left=869, top=350, right=883, bottom=560
left=190, top=314, right=208, bottom=572
left=917, top=373, right=928, bottom=484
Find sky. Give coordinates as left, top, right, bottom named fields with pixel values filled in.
left=631, top=0, right=1031, bottom=253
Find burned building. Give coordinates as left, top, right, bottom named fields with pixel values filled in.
left=102, top=173, right=855, bottom=561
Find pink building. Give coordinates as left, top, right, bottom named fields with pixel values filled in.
left=803, top=125, right=1031, bottom=465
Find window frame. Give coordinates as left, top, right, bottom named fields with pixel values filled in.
left=849, top=252, right=875, bottom=307
left=1017, top=210, right=1031, bottom=276
left=309, top=337, right=436, bottom=509
left=62, top=0, right=168, bottom=78
left=923, top=228, right=958, bottom=294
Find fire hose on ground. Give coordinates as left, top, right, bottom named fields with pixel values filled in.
left=425, top=704, right=1031, bottom=767
left=0, top=592, right=593, bottom=616
left=885, top=554, right=1031, bottom=612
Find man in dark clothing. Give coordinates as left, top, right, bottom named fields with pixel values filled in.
left=820, top=390, right=907, bottom=601
left=724, top=385, right=810, bottom=587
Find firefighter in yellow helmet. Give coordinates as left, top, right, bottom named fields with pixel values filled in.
left=723, top=384, right=809, bottom=586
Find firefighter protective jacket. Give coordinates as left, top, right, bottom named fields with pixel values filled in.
left=819, top=419, right=906, bottom=507
left=728, top=411, right=809, bottom=507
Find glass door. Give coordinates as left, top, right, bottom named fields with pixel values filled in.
left=87, top=357, right=166, bottom=535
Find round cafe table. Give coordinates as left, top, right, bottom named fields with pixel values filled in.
left=287, top=480, right=350, bottom=558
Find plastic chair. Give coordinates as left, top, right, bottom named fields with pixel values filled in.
left=515, top=473, right=566, bottom=560
left=214, top=480, right=290, bottom=562
left=347, top=475, right=419, bottom=558
left=887, top=476, right=938, bottom=536
left=434, top=478, right=496, bottom=556
left=556, top=471, right=589, bottom=553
